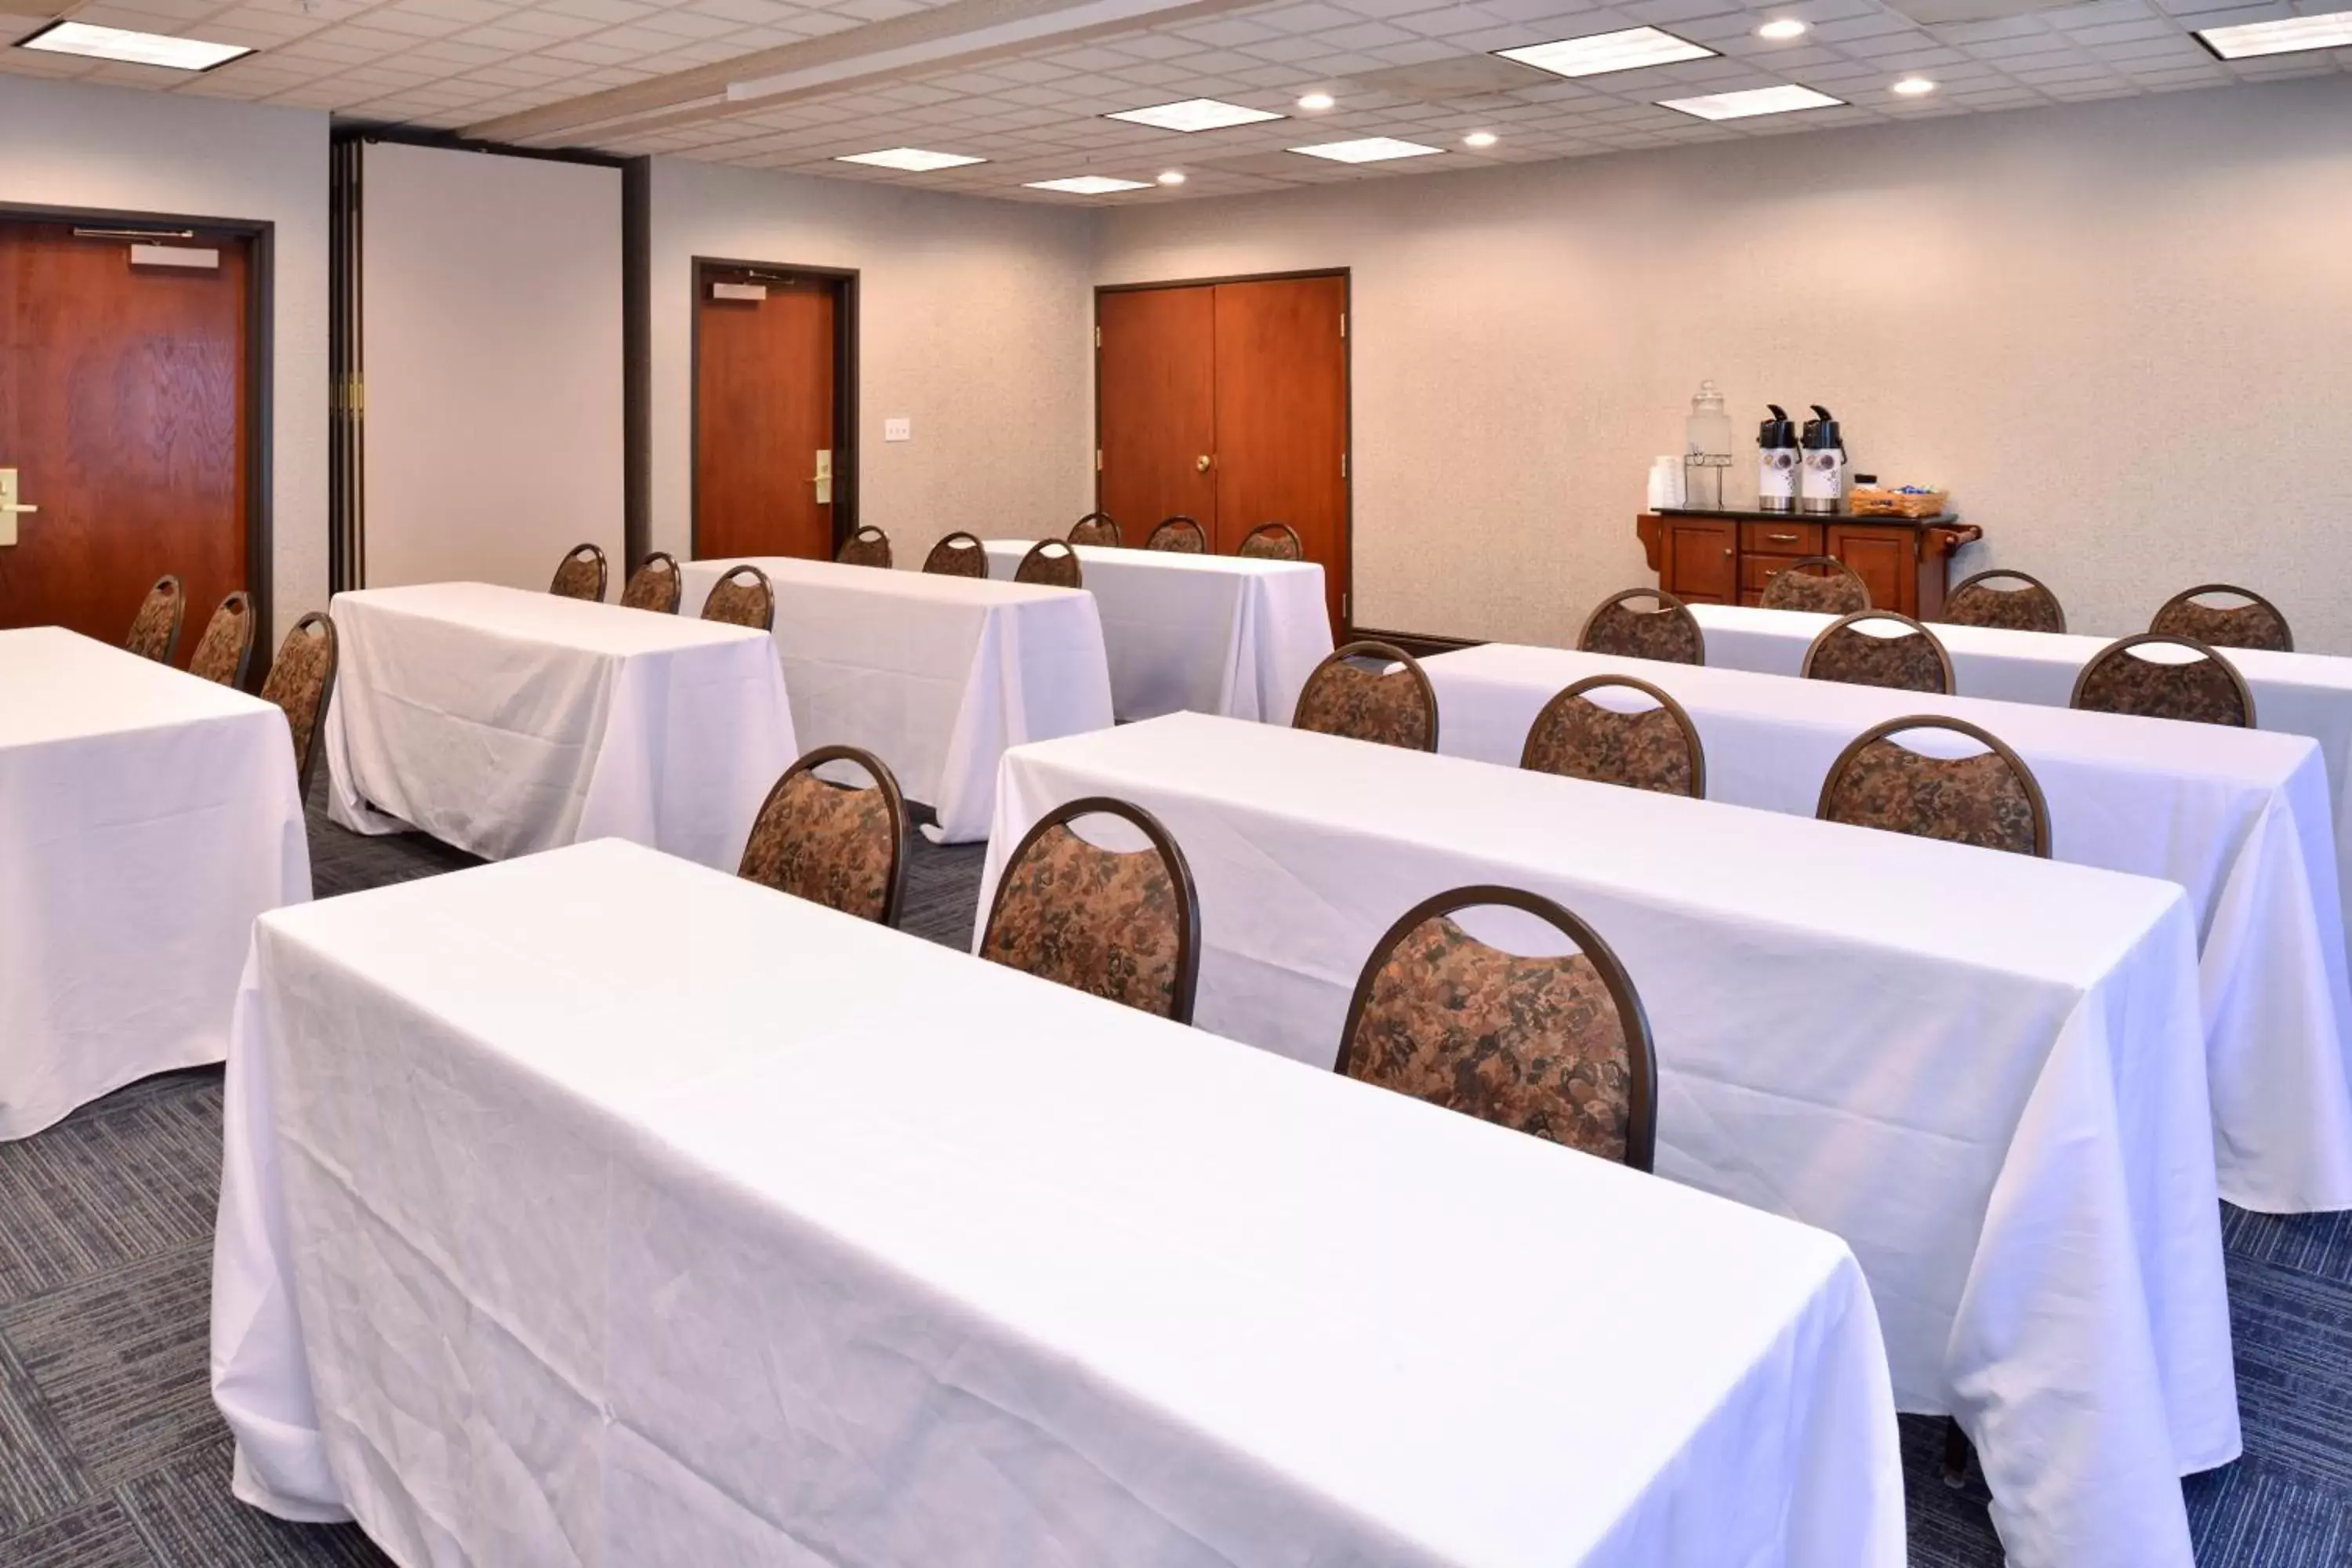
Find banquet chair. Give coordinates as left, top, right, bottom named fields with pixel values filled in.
left=1338, top=884, right=1657, bottom=1171
left=260, top=612, right=338, bottom=798
left=836, top=526, right=892, bottom=569
left=979, top=796, right=1201, bottom=1023
left=1237, top=521, right=1303, bottom=561
left=1520, top=676, right=1704, bottom=798
left=2150, top=583, right=2292, bottom=652
left=549, top=543, right=607, bottom=602
left=1817, top=716, right=2050, bottom=858
left=124, top=575, right=185, bottom=664
left=620, top=552, right=682, bottom=614
left=700, top=564, right=775, bottom=632
left=1758, top=556, right=1870, bottom=615
left=1801, top=611, right=1955, bottom=695
left=923, top=531, right=989, bottom=578
left=1577, top=586, right=1704, bottom=666
left=738, top=745, right=908, bottom=926
left=1941, top=569, right=2066, bottom=635
left=2071, top=633, right=2256, bottom=728
left=1015, top=539, right=1083, bottom=589
left=1145, top=516, right=1207, bottom=554
left=187, top=590, right=257, bottom=688
left=1069, top=511, right=1122, bottom=547
left=1292, top=641, right=1439, bottom=752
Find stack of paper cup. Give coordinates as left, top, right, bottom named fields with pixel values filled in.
left=1646, top=456, right=1686, bottom=510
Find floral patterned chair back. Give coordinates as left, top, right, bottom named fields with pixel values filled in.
left=1520, top=676, right=1704, bottom=798
left=549, top=543, right=607, bottom=602
left=738, top=746, right=908, bottom=925
left=700, top=564, right=775, bottom=631
left=621, top=552, right=681, bottom=614
left=1759, top=556, right=1870, bottom=615
left=2149, top=584, right=2292, bottom=653
left=1577, top=587, right=1704, bottom=666
left=1942, top=570, right=2066, bottom=635
left=1292, top=641, right=1438, bottom=752
left=1236, top=522, right=1303, bottom=561
left=979, top=796, right=1201, bottom=1023
left=837, top=527, right=893, bottom=570
left=1818, top=716, right=2049, bottom=858
left=260, top=612, right=337, bottom=797
left=2071, top=633, right=2256, bottom=728
left=1145, top=515, right=1207, bottom=554
left=125, top=575, right=185, bottom=663
left=188, top=591, right=257, bottom=688
left=1802, top=610, right=1955, bottom=695
left=922, top=531, right=989, bottom=578
left=1014, top=539, right=1083, bottom=589
left=1069, top=512, right=1122, bottom=548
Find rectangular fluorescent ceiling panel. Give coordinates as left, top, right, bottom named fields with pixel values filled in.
left=15, top=20, right=252, bottom=70
left=1025, top=175, right=1152, bottom=193
left=834, top=147, right=985, bottom=171
left=1659, top=84, right=1843, bottom=120
left=1290, top=136, right=1443, bottom=163
left=1106, top=98, right=1283, bottom=132
left=1496, top=27, right=1713, bottom=78
left=2194, top=10, right=2352, bottom=59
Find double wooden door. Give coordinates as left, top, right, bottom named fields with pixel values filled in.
left=695, top=264, right=844, bottom=562
left=1096, top=275, right=1348, bottom=631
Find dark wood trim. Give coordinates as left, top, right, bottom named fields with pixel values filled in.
left=329, top=121, right=629, bottom=169
left=622, top=158, right=652, bottom=570
left=328, top=137, right=362, bottom=597
left=1348, top=625, right=1481, bottom=659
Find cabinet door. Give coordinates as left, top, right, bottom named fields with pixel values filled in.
left=1661, top=517, right=1737, bottom=603
left=1828, top=525, right=1915, bottom=615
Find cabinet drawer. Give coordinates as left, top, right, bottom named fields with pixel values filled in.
left=1744, top=555, right=1838, bottom=595
left=1742, top=521, right=1821, bottom=557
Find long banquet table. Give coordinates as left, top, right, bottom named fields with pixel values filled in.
left=1421, top=639, right=2352, bottom=1214
left=323, top=582, right=796, bottom=866
left=984, top=711, right=2234, bottom=1568
left=980, top=539, right=1331, bottom=722
left=211, top=837, right=1906, bottom=1567
left=0, top=627, right=310, bottom=1139
left=681, top=555, right=1112, bottom=841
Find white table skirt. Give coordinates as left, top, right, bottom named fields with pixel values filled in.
left=1422, top=640, right=2352, bottom=1214
left=0, top=628, right=309, bottom=1139
left=212, top=839, right=1904, bottom=1568
left=983, top=712, right=2234, bottom=1568
left=681, top=557, right=1112, bottom=843
left=323, top=583, right=796, bottom=869
left=982, top=539, right=1331, bottom=723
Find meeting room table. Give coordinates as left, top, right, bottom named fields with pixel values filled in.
left=980, top=539, right=1332, bottom=722
left=681, top=555, right=1112, bottom=841
left=985, top=711, right=2235, bottom=1568
left=1421, top=639, right=2352, bottom=1214
left=210, top=837, right=1906, bottom=1568
left=322, top=582, right=796, bottom=868
left=0, top=626, right=310, bottom=1140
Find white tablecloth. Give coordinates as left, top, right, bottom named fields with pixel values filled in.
left=0, top=627, right=309, bottom=1139
left=212, top=837, right=1904, bottom=1568
left=1422, top=640, right=2352, bottom=1214
left=984, top=712, right=2234, bottom=1568
left=981, top=539, right=1331, bottom=723
left=323, top=583, right=795, bottom=868
left=681, top=557, right=1112, bottom=842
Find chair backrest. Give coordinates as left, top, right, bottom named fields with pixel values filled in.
left=1145, top=515, right=1207, bottom=554
left=259, top=612, right=337, bottom=798
left=1292, top=641, right=1439, bottom=752
left=836, top=526, right=892, bottom=569
left=1338, top=885, right=1657, bottom=1171
left=187, top=590, right=257, bottom=688
left=125, top=575, right=185, bottom=663
left=1817, top=716, right=2050, bottom=858
left=700, top=564, right=775, bottom=631
left=2149, top=583, right=2292, bottom=652
left=1759, top=555, right=1871, bottom=615
left=1014, top=538, right=1083, bottom=589
left=979, top=797, right=1202, bottom=1022
left=1577, top=586, right=1704, bottom=666
left=1520, top=676, right=1704, bottom=798
left=923, top=531, right=989, bottom=578
left=1069, top=511, right=1122, bottom=547
left=1236, top=521, right=1303, bottom=561
left=1801, top=610, right=1954, bottom=695
left=738, top=746, right=908, bottom=925
left=2071, top=633, right=2256, bottom=728
left=549, top=543, right=607, bottom=601
left=1942, top=569, right=2065, bottom=635
left=620, top=551, right=681, bottom=614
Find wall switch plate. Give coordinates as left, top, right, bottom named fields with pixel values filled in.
left=884, top=417, right=911, bottom=443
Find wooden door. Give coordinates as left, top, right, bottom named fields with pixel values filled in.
left=1828, top=524, right=1915, bottom=616
left=1211, top=276, right=1348, bottom=630
left=1660, top=516, right=1737, bottom=603
left=695, top=267, right=837, bottom=561
left=0, top=221, right=250, bottom=659
left=1096, top=285, right=1217, bottom=536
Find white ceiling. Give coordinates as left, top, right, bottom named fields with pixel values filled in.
left=2, top=0, right=2345, bottom=201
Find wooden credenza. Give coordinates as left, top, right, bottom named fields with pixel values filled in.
left=1635, top=509, right=1981, bottom=620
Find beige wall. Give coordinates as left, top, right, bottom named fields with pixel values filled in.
left=648, top=159, right=1097, bottom=564
left=1098, top=77, right=2352, bottom=652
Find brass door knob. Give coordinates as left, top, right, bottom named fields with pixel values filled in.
left=1196, top=454, right=1212, bottom=472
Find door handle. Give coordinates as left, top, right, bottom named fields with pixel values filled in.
left=0, top=468, right=34, bottom=549
left=810, top=449, right=833, bottom=506
left=1767, top=532, right=1799, bottom=543
left=1196, top=454, right=1212, bottom=473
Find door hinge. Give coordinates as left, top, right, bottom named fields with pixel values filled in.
left=1339, top=312, right=1346, bottom=339
left=1340, top=452, right=1348, bottom=480
left=1094, top=448, right=1103, bottom=472
left=1342, top=591, right=1349, bottom=619
left=1094, top=325, right=1102, bottom=349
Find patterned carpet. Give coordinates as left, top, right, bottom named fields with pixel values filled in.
left=2, top=787, right=2347, bottom=1564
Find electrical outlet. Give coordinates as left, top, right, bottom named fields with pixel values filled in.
left=884, top=417, right=911, bottom=443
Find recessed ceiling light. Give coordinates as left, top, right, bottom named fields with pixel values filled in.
left=835, top=147, right=985, bottom=171
left=15, top=19, right=252, bottom=71
left=2194, top=9, right=2352, bottom=59
left=1025, top=175, right=1153, bottom=194
left=1891, top=75, right=1936, bottom=95
left=1756, top=17, right=1809, bottom=40
left=1106, top=98, right=1285, bottom=132
left=1495, top=27, right=1715, bottom=79
left=1290, top=136, right=1444, bottom=164
left=1156, top=169, right=1186, bottom=185
left=1297, top=91, right=1335, bottom=111
left=1658, top=84, right=1844, bottom=120
left=1463, top=130, right=1498, bottom=147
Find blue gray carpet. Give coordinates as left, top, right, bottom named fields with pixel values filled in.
left=0, top=787, right=2345, bottom=1563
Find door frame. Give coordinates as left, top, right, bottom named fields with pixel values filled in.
left=688, top=256, right=859, bottom=560
left=2, top=201, right=274, bottom=684
left=1093, top=267, right=1352, bottom=633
